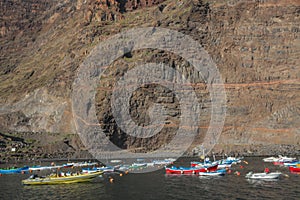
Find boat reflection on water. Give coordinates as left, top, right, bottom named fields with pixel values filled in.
left=164, top=173, right=224, bottom=180
left=198, top=176, right=224, bottom=181
left=246, top=178, right=279, bottom=187
left=164, top=173, right=198, bottom=177
left=290, top=172, right=300, bottom=175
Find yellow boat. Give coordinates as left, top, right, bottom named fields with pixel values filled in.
left=22, top=171, right=103, bottom=185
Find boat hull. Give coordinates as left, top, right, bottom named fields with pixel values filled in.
left=289, top=166, right=300, bottom=173
left=165, top=165, right=218, bottom=175
left=0, top=167, right=29, bottom=174
left=246, top=172, right=281, bottom=179
left=82, top=167, right=114, bottom=173
left=199, top=171, right=225, bottom=176
left=22, top=171, right=103, bottom=185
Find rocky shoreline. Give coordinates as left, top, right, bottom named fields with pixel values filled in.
left=1, top=131, right=299, bottom=164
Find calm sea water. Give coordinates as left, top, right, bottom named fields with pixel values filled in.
left=0, top=157, right=299, bottom=200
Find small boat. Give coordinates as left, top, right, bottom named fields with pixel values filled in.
left=273, top=161, right=285, bottom=166
left=117, top=165, right=130, bottom=171
left=29, top=165, right=61, bottom=171
left=283, top=161, right=300, bottom=167
left=146, top=162, right=155, bottom=167
left=72, top=162, right=98, bottom=167
left=225, top=156, right=243, bottom=164
left=191, top=160, right=232, bottom=169
left=131, top=163, right=147, bottom=168
left=22, top=171, right=103, bottom=185
left=217, top=163, right=232, bottom=169
left=0, top=166, right=29, bottom=174
left=62, top=163, right=74, bottom=168
left=264, top=155, right=296, bottom=163
left=245, top=172, right=281, bottom=179
left=289, top=166, right=300, bottom=173
left=199, top=170, right=226, bottom=176
left=263, top=156, right=279, bottom=162
left=274, top=158, right=297, bottom=166
left=153, top=159, right=175, bottom=165
left=82, top=166, right=114, bottom=173
left=278, top=156, right=296, bottom=163
left=110, top=160, right=122, bottom=163
left=165, top=164, right=218, bottom=175
left=190, top=161, right=213, bottom=168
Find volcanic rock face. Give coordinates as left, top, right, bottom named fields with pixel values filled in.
left=0, top=0, right=299, bottom=160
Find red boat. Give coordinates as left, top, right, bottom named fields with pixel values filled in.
left=273, top=161, right=285, bottom=166
left=289, top=166, right=300, bottom=173
left=165, top=164, right=218, bottom=175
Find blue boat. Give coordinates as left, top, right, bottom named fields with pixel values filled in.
left=82, top=166, right=114, bottom=173
left=283, top=161, right=300, bottom=166
left=0, top=166, right=29, bottom=174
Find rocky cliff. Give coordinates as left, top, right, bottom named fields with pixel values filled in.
left=0, top=0, right=299, bottom=161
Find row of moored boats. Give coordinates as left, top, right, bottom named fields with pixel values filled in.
left=165, top=155, right=300, bottom=179
left=263, top=155, right=300, bottom=173
left=0, top=155, right=299, bottom=185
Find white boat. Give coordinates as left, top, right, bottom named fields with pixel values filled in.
left=73, top=162, right=98, bottom=167
left=225, top=156, right=242, bottom=164
left=199, top=171, right=225, bottom=176
left=277, top=156, right=296, bottom=163
left=263, top=155, right=296, bottom=163
left=82, top=166, right=114, bottom=173
left=110, top=160, right=122, bottom=163
left=29, top=165, right=62, bottom=171
left=153, top=159, right=175, bottom=165
left=146, top=162, right=155, bottom=167
left=245, top=172, right=281, bottom=179
left=283, top=161, right=300, bottom=166
left=131, top=163, right=147, bottom=168
left=263, top=157, right=279, bottom=162
left=217, top=163, right=232, bottom=169
left=118, top=165, right=130, bottom=171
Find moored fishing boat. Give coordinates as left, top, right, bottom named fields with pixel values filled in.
left=283, top=161, right=300, bottom=167
left=289, top=166, right=300, bottom=173
left=22, top=171, right=103, bottom=185
left=217, top=163, right=232, bottom=169
left=131, top=163, right=147, bottom=168
left=110, top=160, right=122, bottom=163
left=29, top=165, right=61, bottom=171
left=245, top=172, right=281, bottom=179
left=199, top=169, right=226, bottom=176
left=117, top=165, right=130, bottom=171
left=72, top=162, right=98, bottom=167
left=191, top=159, right=233, bottom=169
left=165, top=164, right=218, bottom=175
left=265, top=155, right=296, bottom=165
left=273, top=159, right=297, bottom=166
left=263, top=156, right=279, bottom=162
left=153, top=158, right=175, bottom=165
left=62, top=163, right=74, bottom=168
left=225, top=156, right=243, bottom=164
left=0, top=166, right=29, bottom=174
left=82, top=166, right=114, bottom=173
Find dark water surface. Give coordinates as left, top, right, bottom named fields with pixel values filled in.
left=0, top=157, right=299, bottom=200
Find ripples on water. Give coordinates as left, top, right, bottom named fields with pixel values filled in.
left=0, top=157, right=299, bottom=200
